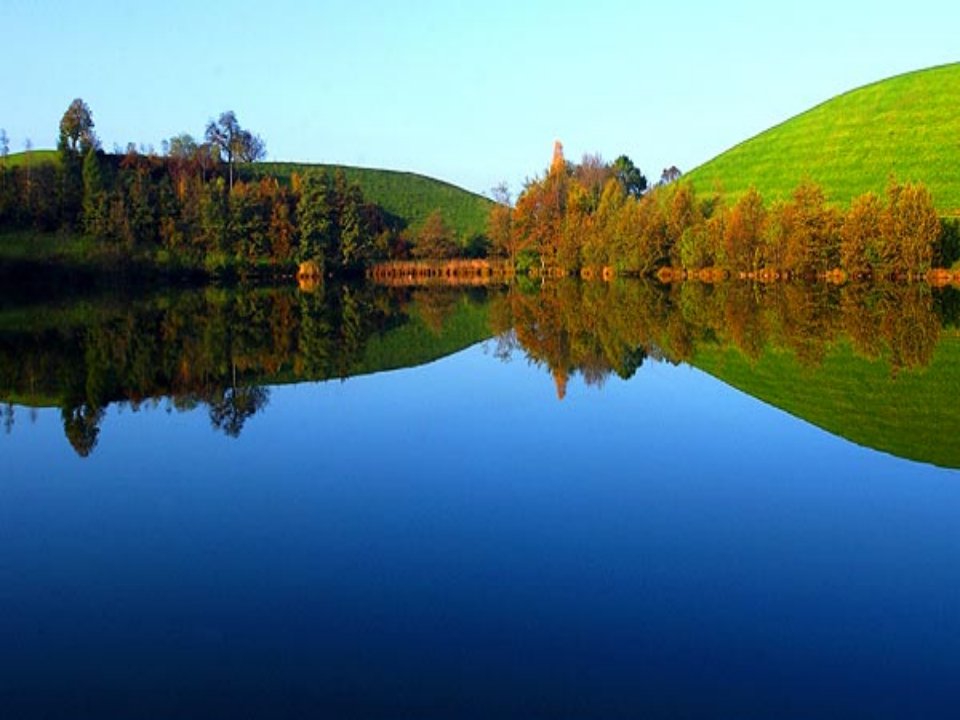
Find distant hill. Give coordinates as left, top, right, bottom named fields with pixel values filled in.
left=2, top=149, right=58, bottom=167
left=686, top=63, right=960, bottom=214
left=2, top=151, right=493, bottom=239
left=246, top=162, right=492, bottom=239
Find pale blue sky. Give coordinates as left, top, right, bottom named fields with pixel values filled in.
left=4, top=1, right=958, bottom=196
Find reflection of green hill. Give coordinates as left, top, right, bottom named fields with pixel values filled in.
left=692, top=336, right=960, bottom=469
left=358, top=299, right=490, bottom=374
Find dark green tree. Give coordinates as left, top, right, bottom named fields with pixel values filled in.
left=612, top=155, right=647, bottom=197
left=81, top=148, right=107, bottom=236
left=58, top=99, right=99, bottom=228
left=297, top=170, right=335, bottom=265
left=208, top=385, right=269, bottom=438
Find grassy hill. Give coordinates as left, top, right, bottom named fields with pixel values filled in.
left=1, top=149, right=58, bottom=168
left=686, top=63, right=960, bottom=214
left=248, top=162, right=492, bottom=239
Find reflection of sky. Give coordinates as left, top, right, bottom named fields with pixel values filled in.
left=2, top=345, right=959, bottom=716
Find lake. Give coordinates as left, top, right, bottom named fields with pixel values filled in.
left=2, top=279, right=959, bottom=718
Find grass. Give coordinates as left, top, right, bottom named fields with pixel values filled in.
left=0, top=228, right=112, bottom=268
left=686, top=63, right=960, bottom=214
left=1, top=149, right=58, bottom=168
left=692, top=333, right=960, bottom=469
left=246, top=162, right=492, bottom=239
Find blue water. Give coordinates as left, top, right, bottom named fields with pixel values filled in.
left=2, top=344, right=958, bottom=718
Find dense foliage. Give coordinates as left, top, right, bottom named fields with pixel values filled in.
left=0, top=101, right=483, bottom=273
left=492, top=144, right=949, bottom=278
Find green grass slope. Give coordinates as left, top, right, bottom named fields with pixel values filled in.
left=1, top=150, right=58, bottom=168
left=686, top=63, right=960, bottom=214
left=692, top=334, right=960, bottom=469
left=248, top=162, right=492, bottom=238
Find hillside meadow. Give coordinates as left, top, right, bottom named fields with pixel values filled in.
left=685, top=63, right=960, bottom=214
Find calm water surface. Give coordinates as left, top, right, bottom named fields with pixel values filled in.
left=1, top=281, right=958, bottom=718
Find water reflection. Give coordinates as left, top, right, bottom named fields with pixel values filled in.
left=0, top=283, right=492, bottom=454
left=2, top=279, right=958, bottom=465
left=491, top=280, right=945, bottom=390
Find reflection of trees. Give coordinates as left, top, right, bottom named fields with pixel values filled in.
left=1, top=278, right=951, bottom=453
left=882, top=285, right=940, bottom=374
left=0, top=283, right=409, bottom=457
left=490, top=280, right=670, bottom=396
left=491, top=278, right=946, bottom=398
left=413, top=288, right=460, bottom=335
left=208, top=385, right=270, bottom=438
left=840, top=284, right=940, bottom=373
left=62, top=403, right=103, bottom=458
left=774, top=283, right=838, bottom=368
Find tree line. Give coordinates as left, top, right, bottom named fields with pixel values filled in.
left=488, top=142, right=956, bottom=278
left=0, top=100, right=475, bottom=273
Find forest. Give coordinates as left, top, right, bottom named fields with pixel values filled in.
left=0, top=100, right=479, bottom=275
left=488, top=142, right=959, bottom=279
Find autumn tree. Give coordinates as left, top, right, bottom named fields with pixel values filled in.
left=268, top=183, right=296, bottom=261
left=412, top=210, right=459, bottom=259
left=163, top=133, right=200, bottom=197
left=704, top=200, right=728, bottom=268
left=575, top=153, right=610, bottom=205
left=621, top=192, right=669, bottom=274
left=512, top=143, right=570, bottom=270
left=562, top=181, right=593, bottom=268
left=782, top=180, right=840, bottom=276
left=724, top=187, right=766, bottom=271
left=882, top=180, right=941, bottom=274
left=667, top=183, right=702, bottom=266
left=58, top=99, right=100, bottom=228
left=58, top=99, right=99, bottom=156
left=840, top=191, right=883, bottom=277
